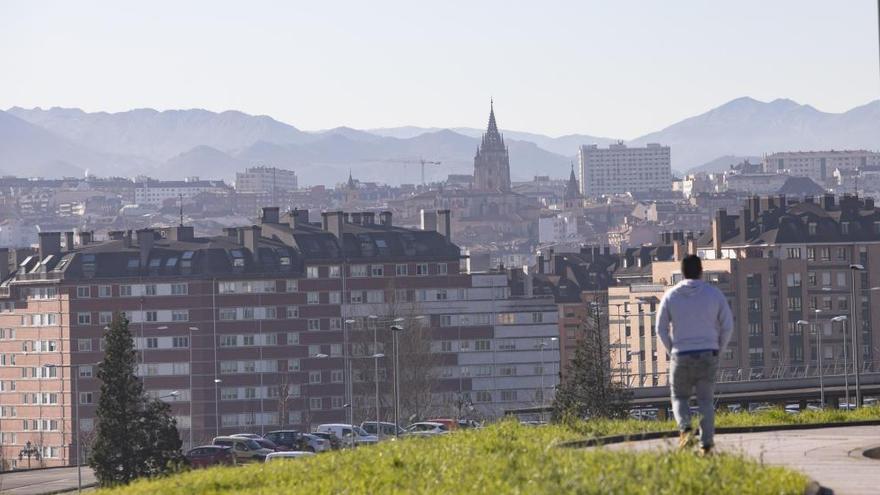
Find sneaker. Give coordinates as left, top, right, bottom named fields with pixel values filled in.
left=678, top=429, right=695, bottom=450
left=699, top=444, right=713, bottom=457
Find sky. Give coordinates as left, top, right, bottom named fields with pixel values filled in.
left=1, top=0, right=878, bottom=139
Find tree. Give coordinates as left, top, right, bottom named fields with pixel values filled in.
left=89, top=313, right=183, bottom=486
left=552, top=296, right=631, bottom=421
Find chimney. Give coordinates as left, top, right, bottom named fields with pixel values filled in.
left=420, top=210, right=438, bottom=231
left=739, top=207, right=752, bottom=238
left=362, top=212, right=375, bottom=225
left=291, top=208, right=309, bottom=228
left=38, top=232, right=62, bottom=261
left=322, top=211, right=344, bottom=239
left=523, top=270, right=534, bottom=297
left=243, top=226, right=262, bottom=263
left=137, top=229, right=155, bottom=268
left=673, top=241, right=682, bottom=261
left=437, top=210, right=451, bottom=242
left=167, top=225, right=194, bottom=241
left=536, top=254, right=545, bottom=274
left=712, top=209, right=726, bottom=259
left=78, top=231, right=93, bottom=246
left=261, top=206, right=280, bottom=224
left=687, top=238, right=696, bottom=255
left=592, top=246, right=600, bottom=260
left=0, top=248, right=9, bottom=281
left=379, top=211, right=392, bottom=226
left=64, top=232, right=75, bottom=251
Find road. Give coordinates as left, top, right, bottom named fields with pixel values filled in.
left=0, top=467, right=96, bottom=494
left=605, top=425, right=880, bottom=495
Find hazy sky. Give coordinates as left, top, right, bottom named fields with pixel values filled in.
left=1, top=1, right=878, bottom=138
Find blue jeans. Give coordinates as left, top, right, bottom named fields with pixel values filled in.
left=670, top=351, right=719, bottom=448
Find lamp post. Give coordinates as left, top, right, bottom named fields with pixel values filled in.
left=831, top=315, right=849, bottom=408
left=344, top=319, right=356, bottom=428
left=538, top=337, right=558, bottom=423
left=368, top=315, right=380, bottom=438
left=187, top=326, right=198, bottom=449
left=849, top=264, right=864, bottom=407
left=18, top=440, right=41, bottom=469
left=390, top=323, right=404, bottom=436
left=798, top=315, right=823, bottom=406
left=213, top=378, right=222, bottom=437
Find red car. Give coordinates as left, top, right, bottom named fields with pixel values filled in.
left=185, top=445, right=235, bottom=468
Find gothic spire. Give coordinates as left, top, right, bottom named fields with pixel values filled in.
left=487, top=98, right=498, bottom=136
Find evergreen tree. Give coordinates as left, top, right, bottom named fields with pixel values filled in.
left=552, top=299, right=631, bottom=421
left=89, top=313, right=183, bottom=486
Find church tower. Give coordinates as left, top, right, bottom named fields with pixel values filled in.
left=473, top=100, right=511, bottom=192
left=563, top=162, right=582, bottom=209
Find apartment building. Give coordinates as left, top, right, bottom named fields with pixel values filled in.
left=612, top=195, right=880, bottom=388
left=763, top=150, right=880, bottom=184
left=578, top=142, right=671, bottom=198
left=134, top=178, right=229, bottom=207
left=235, top=166, right=299, bottom=196
left=0, top=206, right=561, bottom=468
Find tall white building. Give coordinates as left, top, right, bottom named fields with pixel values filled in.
left=763, top=150, right=880, bottom=183
left=579, top=142, right=671, bottom=198
left=235, top=166, right=299, bottom=195
left=134, top=178, right=228, bottom=207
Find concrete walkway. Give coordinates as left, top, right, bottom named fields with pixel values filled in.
left=0, top=466, right=96, bottom=494
left=605, top=425, right=880, bottom=495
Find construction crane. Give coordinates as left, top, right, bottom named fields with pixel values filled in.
left=380, top=157, right=441, bottom=186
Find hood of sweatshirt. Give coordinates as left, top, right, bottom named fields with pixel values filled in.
left=677, top=279, right=707, bottom=296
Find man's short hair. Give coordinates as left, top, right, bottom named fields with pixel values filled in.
left=681, top=255, right=703, bottom=280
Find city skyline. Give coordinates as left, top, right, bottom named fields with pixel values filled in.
left=2, top=0, right=878, bottom=138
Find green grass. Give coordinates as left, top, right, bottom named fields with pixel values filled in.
left=98, top=420, right=812, bottom=495
left=562, top=404, right=880, bottom=438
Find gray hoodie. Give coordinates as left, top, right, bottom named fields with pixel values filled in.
left=656, top=279, right=734, bottom=354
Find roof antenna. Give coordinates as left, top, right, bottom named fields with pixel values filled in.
left=178, top=193, right=184, bottom=227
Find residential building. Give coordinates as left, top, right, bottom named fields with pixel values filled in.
left=763, top=150, right=880, bottom=184
left=578, top=142, right=671, bottom=198
left=235, top=166, right=298, bottom=197
left=134, top=178, right=229, bottom=207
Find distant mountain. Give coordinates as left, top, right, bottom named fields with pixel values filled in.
left=630, top=97, right=880, bottom=172
left=5, top=97, right=879, bottom=184
left=0, top=110, right=97, bottom=177
left=7, top=107, right=309, bottom=162
left=687, top=155, right=762, bottom=174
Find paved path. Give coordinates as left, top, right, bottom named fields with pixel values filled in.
left=0, top=467, right=96, bottom=494
left=605, top=425, right=880, bottom=495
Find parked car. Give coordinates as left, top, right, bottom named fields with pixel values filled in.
left=265, top=430, right=328, bottom=453
left=315, top=423, right=379, bottom=446
left=404, top=422, right=449, bottom=436
left=361, top=421, right=405, bottom=437
left=265, top=451, right=315, bottom=462
left=212, top=436, right=273, bottom=463
left=427, top=418, right=458, bottom=431
left=231, top=434, right=279, bottom=451
left=310, top=431, right=343, bottom=450
left=185, top=445, right=235, bottom=468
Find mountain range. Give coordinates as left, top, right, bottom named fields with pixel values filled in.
left=2, top=97, right=878, bottom=185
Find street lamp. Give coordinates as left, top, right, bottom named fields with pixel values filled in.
left=831, top=315, right=850, bottom=408
left=368, top=315, right=380, bottom=438
left=344, top=318, right=356, bottom=428
left=213, top=379, right=222, bottom=437
left=186, top=326, right=199, bottom=450
left=538, top=337, right=558, bottom=423
left=798, top=316, right=823, bottom=406
left=390, top=324, right=404, bottom=437
left=369, top=352, right=384, bottom=438
left=850, top=264, right=865, bottom=406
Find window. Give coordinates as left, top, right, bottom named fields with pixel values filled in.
left=351, top=265, right=367, bottom=277
left=475, top=340, right=490, bottom=351
left=172, top=337, right=189, bottom=348
left=748, top=323, right=762, bottom=336
left=171, top=283, right=188, bottom=295
left=285, top=279, right=298, bottom=292
left=77, top=338, right=92, bottom=352
left=329, top=266, right=341, bottom=278
left=76, top=286, right=90, bottom=298
left=145, top=337, right=158, bottom=349
left=99, top=312, right=113, bottom=325
left=307, top=292, right=320, bottom=305
left=820, top=247, right=831, bottom=261
left=440, top=315, right=452, bottom=327
left=145, top=311, right=158, bottom=322
left=286, top=306, right=299, bottom=318
left=475, top=391, right=491, bottom=402
left=498, top=366, right=516, bottom=376
left=371, top=265, right=384, bottom=277
left=837, top=272, right=847, bottom=287
left=79, top=365, right=93, bottom=378
left=309, top=371, right=322, bottom=384
left=808, top=272, right=817, bottom=286
left=288, top=358, right=301, bottom=371
left=329, top=318, right=342, bottom=330
left=416, top=263, right=429, bottom=276
left=144, top=284, right=157, bottom=296
left=331, top=396, right=345, bottom=408
left=532, top=312, right=543, bottom=323
left=396, top=264, right=408, bottom=276
left=308, top=319, right=321, bottom=331
left=440, top=341, right=453, bottom=352
left=79, top=392, right=93, bottom=404
left=329, top=292, right=342, bottom=304
left=501, top=390, right=517, bottom=401
left=98, top=285, right=112, bottom=297
left=438, top=263, right=448, bottom=275
left=310, top=397, right=323, bottom=410
left=786, top=273, right=801, bottom=287
left=219, top=308, right=237, bottom=321
left=836, top=247, right=847, bottom=260
left=748, top=299, right=761, bottom=312
left=172, top=310, right=189, bottom=322
left=786, top=248, right=801, bottom=259
left=331, top=370, right=344, bottom=383
left=77, top=312, right=91, bottom=325
left=220, top=335, right=238, bottom=347
left=306, top=266, right=319, bottom=279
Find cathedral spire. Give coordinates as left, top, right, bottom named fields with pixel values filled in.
left=487, top=98, right=498, bottom=136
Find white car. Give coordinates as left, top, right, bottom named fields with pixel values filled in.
left=404, top=422, right=450, bottom=437
left=265, top=451, right=315, bottom=462
left=314, top=424, right=379, bottom=446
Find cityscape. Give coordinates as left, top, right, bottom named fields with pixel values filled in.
left=0, top=1, right=879, bottom=494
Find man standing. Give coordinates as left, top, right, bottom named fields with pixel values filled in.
left=656, top=255, right=733, bottom=455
